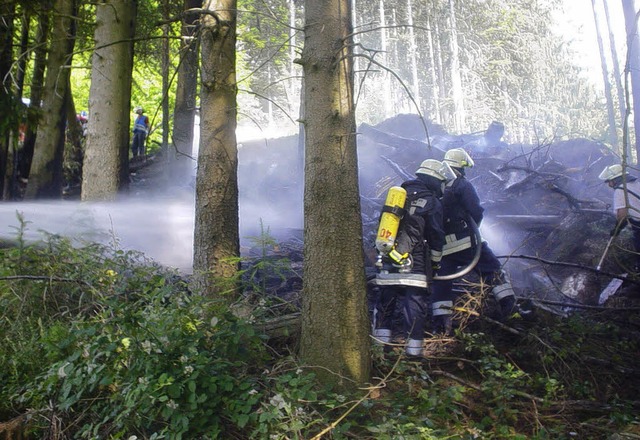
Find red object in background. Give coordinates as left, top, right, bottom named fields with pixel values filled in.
left=18, top=123, right=26, bottom=143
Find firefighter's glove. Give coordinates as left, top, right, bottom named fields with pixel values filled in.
left=388, top=249, right=410, bottom=266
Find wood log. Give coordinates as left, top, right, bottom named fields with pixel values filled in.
left=359, top=123, right=446, bottom=158
left=255, top=312, right=300, bottom=340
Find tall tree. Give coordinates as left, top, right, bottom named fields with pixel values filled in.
left=192, top=0, right=240, bottom=296
left=406, top=0, right=420, bottom=111
left=19, top=6, right=50, bottom=182
left=447, top=0, right=465, bottom=132
left=0, top=1, right=15, bottom=198
left=591, top=0, right=618, bottom=149
left=426, top=14, right=441, bottom=123
left=81, top=0, right=137, bottom=201
left=603, top=0, right=626, bottom=127
left=25, top=0, right=77, bottom=199
left=300, top=0, right=371, bottom=386
left=170, top=0, right=201, bottom=181
left=622, top=0, right=640, bottom=159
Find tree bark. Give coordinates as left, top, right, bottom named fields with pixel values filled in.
left=591, top=0, right=618, bottom=149
left=300, top=0, right=371, bottom=386
left=621, top=0, right=640, bottom=159
left=603, top=0, right=626, bottom=129
left=64, top=79, right=84, bottom=189
left=378, top=0, right=391, bottom=119
left=81, top=0, right=137, bottom=200
left=161, top=0, right=170, bottom=157
left=448, top=0, right=465, bottom=132
left=406, top=0, right=421, bottom=112
left=25, top=0, right=76, bottom=199
left=193, top=0, right=240, bottom=297
left=434, top=18, right=448, bottom=126
left=0, top=1, right=15, bottom=198
left=169, top=0, right=201, bottom=182
left=426, top=15, right=441, bottom=123
left=20, top=5, right=51, bottom=181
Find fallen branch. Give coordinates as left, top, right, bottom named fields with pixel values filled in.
left=497, top=254, right=640, bottom=285
left=0, top=275, right=93, bottom=287
left=533, top=298, right=640, bottom=312
left=431, top=369, right=545, bottom=403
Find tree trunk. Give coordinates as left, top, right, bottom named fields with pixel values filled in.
left=15, top=10, right=30, bottom=97
left=591, top=0, right=618, bottom=149
left=81, top=0, right=136, bottom=201
left=0, top=1, right=15, bottom=198
left=426, top=15, right=441, bottom=123
left=64, top=79, right=84, bottom=190
left=448, top=0, right=465, bottom=132
left=193, top=0, right=240, bottom=297
left=161, top=0, right=170, bottom=157
left=2, top=7, right=30, bottom=200
left=300, top=0, right=371, bottom=387
left=434, top=18, right=448, bottom=126
left=622, top=0, right=640, bottom=160
left=378, top=0, right=391, bottom=119
left=406, top=0, right=420, bottom=112
left=603, top=0, right=626, bottom=126
left=289, top=0, right=298, bottom=115
left=20, top=5, right=50, bottom=181
left=25, top=0, right=76, bottom=199
left=170, top=0, right=201, bottom=182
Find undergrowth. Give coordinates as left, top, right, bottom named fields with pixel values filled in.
left=0, top=216, right=639, bottom=439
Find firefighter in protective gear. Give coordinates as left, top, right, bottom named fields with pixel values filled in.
left=431, top=148, right=520, bottom=334
left=599, top=164, right=640, bottom=270
left=372, top=159, right=452, bottom=357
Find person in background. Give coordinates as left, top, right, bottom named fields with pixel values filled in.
left=599, top=163, right=640, bottom=271
left=430, top=148, right=520, bottom=335
left=77, top=110, right=88, bottom=137
left=131, top=107, right=150, bottom=160
left=372, top=159, right=454, bottom=357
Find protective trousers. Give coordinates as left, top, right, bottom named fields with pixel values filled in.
left=430, top=241, right=515, bottom=332
left=373, top=285, right=428, bottom=356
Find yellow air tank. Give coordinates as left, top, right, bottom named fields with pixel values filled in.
left=375, top=186, right=407, bottom=255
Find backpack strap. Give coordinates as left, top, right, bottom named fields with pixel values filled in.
left=381, top=204, right=406, bottom=218
left=614, top=185, right=640, bottom=202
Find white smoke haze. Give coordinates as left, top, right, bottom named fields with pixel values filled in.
left=0, top=198, right=197, bottom=272
left=0, top=192, right=306, bottom=274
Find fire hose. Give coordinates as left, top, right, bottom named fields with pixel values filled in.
left=596, top=234, right=616, bottom=272
left=432, top=217, right=482, bottom=281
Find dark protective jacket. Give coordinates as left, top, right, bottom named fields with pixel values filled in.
left=374, top=174, right=445, bottom=288
left=393, top=174, right=445, bottom=270
left=440, top=173, right=484, bottom=255
left=443, top=175, right=483, bottom=232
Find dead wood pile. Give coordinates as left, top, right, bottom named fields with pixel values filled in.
left=357, top=114, right=638, bottom=312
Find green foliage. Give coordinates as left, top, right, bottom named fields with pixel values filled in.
left=0, top=216, right=267, bottom=438
left=242, top=219, right=292, bottom=295
left=2, top=216, right=639, bottom=439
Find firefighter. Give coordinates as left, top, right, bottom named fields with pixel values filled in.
left=599, top=164, right=640, bottom=271
left=131, top=107, right=150, bottom=159
left=372, top=159, right=454, bottom=357
left=430, top=148, right=519, bottom=334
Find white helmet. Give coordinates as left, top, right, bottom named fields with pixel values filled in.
left=416, top=159, right=456, bottom=182
left=134, top=106, right=144, bottom=114
left=444, top=148, right=474, bottom=169
left=598, top=164, right=624, bottom=182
